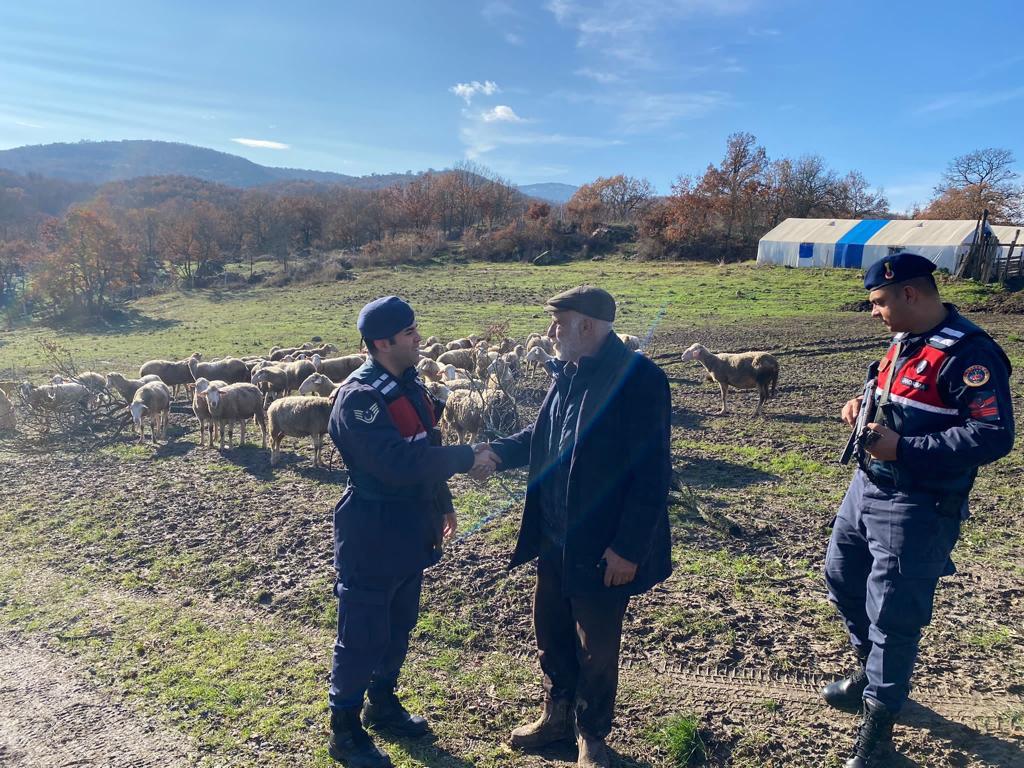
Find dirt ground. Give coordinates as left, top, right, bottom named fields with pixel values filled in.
left=0, top=312, right=1022, bottom=767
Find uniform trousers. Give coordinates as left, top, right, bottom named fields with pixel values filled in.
left=329, top=572, right=423, bottom=710
left=825, top=469, right=960, bottom=713
left=534, top=540, right=630, bottom=740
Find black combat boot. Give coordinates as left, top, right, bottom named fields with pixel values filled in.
left=362, top=687, right=430, bottom=737
left=845, top=697, right=897, bottom=768
left=822, top=649, right=870, bottom=712
left=328, top=706, right=393, bottom=767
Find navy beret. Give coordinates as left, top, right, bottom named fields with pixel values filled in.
left=357, top=296, right=415, bottom=340
left=863, top=252, right=936, bottom=291
left=545, top=285, right=616, bottom=321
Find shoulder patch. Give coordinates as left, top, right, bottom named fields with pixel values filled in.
left=352, top=402, right=380, bottom=423
left=963, top=365, right=991, bottom=387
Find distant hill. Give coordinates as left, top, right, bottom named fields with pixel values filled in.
left=0, top=140, right=420, bottom=190
left=517, top=182, right=578, bottom=203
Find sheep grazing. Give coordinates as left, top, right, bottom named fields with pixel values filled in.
left=0, top=388, right=15, bottom=431
left=52, top=371, right=107, bottom=394
left=418, top=342, right=445, bottom=360
left=298, top=373, right=338, bottom=397
left=192, top=378, right=228, bottom=448
left=200, top=382, right=268, bottom=450
left=21, top=381, right=92, bottom=410
left=139, top=353, right=201, bottom=399
left=618, top=333, right=642, bottom=352
left=106, top=372, right=162, bottom=403
left=267, top=395, right=334, bottom=467
left=129, top=381, right=172, bottom=444
left=681, top=343, right=780, bottom=417
left=441, top=388, right=515, bottom=444
left=437, top=348, right=477, bottom=371
left=313, top=354, right=365, bottom=383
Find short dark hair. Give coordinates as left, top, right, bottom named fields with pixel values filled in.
left=362, top=335, right=396, bottom=354
left=904, top=274, right=939, bottom=296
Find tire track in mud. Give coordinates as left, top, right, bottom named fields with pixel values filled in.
left=625, top=660, right=1024, bottom=737
left=0, top=634, right=195, bottom=768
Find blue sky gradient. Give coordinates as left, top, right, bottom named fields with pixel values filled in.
left=1, top=1, right=1022, bottom=210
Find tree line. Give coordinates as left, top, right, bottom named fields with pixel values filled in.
left=0, top=135, right=1020, bottom=320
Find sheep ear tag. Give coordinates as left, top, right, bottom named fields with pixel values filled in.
left=353, top=403, right=380, bottom=423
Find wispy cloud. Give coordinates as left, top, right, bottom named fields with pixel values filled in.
left=561, top=88, right=730, bottom=133
left=914, top=86, right=1024, bottom=116
left=575, top=67, right=624, bottom=84
left=482, top=105, right=524, bottom=123
left=449, top=80, right=500, bottom=104
left=231, top=137, right=289, bottom=149
left=505, top=32, right=524, bottom=45
left=747, top=26, right=781, bottom=37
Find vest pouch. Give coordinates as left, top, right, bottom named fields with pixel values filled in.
left=336, top=585, right=390, bottom=650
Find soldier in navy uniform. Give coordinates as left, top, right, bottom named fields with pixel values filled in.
left=325, top=296, right=498, bottom=768
left=823, top=254, right=1015, bottom=767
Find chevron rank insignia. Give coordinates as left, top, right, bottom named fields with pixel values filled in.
left=353, top=403, right=380, bottom=423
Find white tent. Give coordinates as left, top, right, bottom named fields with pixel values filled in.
left=757, top=218, right=990, bottom=272
left=991, top=224, right=1024, bottom=261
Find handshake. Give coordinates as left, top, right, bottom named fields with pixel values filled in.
left=470, top=442, right=501, bottom=481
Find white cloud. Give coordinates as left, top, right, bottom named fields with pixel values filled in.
left=449, top=80, right=500, bottom=104
left=914, top=86, right=1024, bottom=116
left=482, top=105, right=524, bottom=123
left=575, top=67, right=623, bottom=84
left=561, top=88, right=730, bottom=133
left=231, top=137, right=289, bottom=149
left=505, top=32, right=524, bottom=45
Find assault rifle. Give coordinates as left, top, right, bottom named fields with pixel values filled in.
left=840, top=365, right=882, bottom=465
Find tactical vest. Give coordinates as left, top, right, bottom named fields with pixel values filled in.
left=343, top=360, right=438, bottom=501
left=862, top=311, right=999, bottom=494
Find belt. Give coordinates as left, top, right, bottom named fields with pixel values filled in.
left=346, top=483, right=433, bottom=503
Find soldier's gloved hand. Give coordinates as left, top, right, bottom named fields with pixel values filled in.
left=841, top=396, right=863, bottom=427
left=601, top=547, right=638, bottom=587
left=864, top=422, right=900, bottom=461
left=443, top=512, right=457, bottom=540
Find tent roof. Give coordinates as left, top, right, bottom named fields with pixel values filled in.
left=863, top=219, right=980, bottom=247
left=758, top=218, right=860, bottom=244
left=991, top=224, right=1024, bottom=244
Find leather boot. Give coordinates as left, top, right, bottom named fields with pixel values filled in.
left=362, top=688, right=429, bottom=737
left=845, top=697, right=897, bottom=768
left=576, top=722, right=611, bottom=768
left=822, top=649, right=870, bottom=712
left=510, top=698, right=573, bottom=750
left=328, top=706, right=393, bottom=767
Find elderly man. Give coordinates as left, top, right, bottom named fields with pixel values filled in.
left=486, top=286, right=672, bottom=768
left=824, top=254, right=1015, bottom=767
left=326, top=296, right=498, bottom=768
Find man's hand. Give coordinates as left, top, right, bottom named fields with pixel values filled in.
left=443, top=512, right=457, bottom=540
left=864, top=422, right=900, bottom=461
left=470, top=443, right=499, bottom=480
left=601, top=547, right=638, bottom=587
left=841, top=396, right=863, bottom=427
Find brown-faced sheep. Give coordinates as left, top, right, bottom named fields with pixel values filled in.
left=267, top=395, right=334, bottom=467
left=681, top=343, right=779, bottom=417
left=129, top=381, right=172, bottom=444
left=139, top=353, right=200, bottom=399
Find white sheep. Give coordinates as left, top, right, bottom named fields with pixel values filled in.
left=298, top=373, right=339, bottom=397
left=267, top=395, right=335, bottom=467
left=313, top=354, right=365, bottom=383
left=441, top=388, right=514, bottom=444
left=250, top=366, right=290, bottom=407
left=618, top=333, right=642, bottom=352
left=524, top=346, right=555, bottom=377
left=201, top=383, right=268, bottom=450
left=106, top=372, right=162, bottom=403
left=139, top=353, right=201, bottom=399
left=188, top=356, right=250, bottom=385
left=437, top=348, right=477, bottom=371
left=416, top=358, right=443, bottom=382
left=418, top=343, right=445, bottom=360
left=130, top=381, right=172, bottom=444
left=681, top=343, right=780, bottom=417
left=192, top=378, right=228, bottom=448
left=445, top=338, right=473, bottom=351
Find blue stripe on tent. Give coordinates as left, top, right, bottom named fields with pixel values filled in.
left=799, top=242, right=813, bottom=260
left=833, top=219, right=890, bottom=268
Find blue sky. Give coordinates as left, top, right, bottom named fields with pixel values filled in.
left=1, top=0, right=1022, bottom=211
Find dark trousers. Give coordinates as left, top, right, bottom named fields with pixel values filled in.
left=534, top=543, right=630, bottom=740
left=825, top=470, right=960, bottom=713
left=329, top=572, right=423, bottom=710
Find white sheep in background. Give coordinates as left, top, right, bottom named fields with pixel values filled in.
left=524, top=346, right=555, bottom=377
left=312, top=354, right=365, bottom=382
left=441, top=388, right=514, bottom=444
left=281, top=359, right=317, bottom=395
left=416, top=358, right=443, bottom=382
left=681, top=343, right=780, bottom=417
left=106, top=372, right=162, bottom=403
left=424, top=381, right=452, bottom=404
left=201, top=383, right=268, bottom=450
left=267, top=395, right=334, bottom=467
left=418, top=343, right=445, bottom=360
left=423, top=335, right=441, bottom=346
left=445, top=338, right=473, bottom=351
left=437, top=348, right=477, bottom=371
left=618, top=333, right=642, bottom=352
left=297, top=373, right=338, bottom=397
left=52, top=371, right=107, bottom=395
left=139, top=353, right=200, bottom=399
left=250, top=366, right=290, bottom=407
left=188, top=356, right=250, bottom=385
left=130, top=381, right=172, bottom=444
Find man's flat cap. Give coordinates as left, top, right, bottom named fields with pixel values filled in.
left=545, top=285, right=616, bottom=321
left=864, top=252, right=936, bottom=291
left=357, top=295, right=415, bottom=340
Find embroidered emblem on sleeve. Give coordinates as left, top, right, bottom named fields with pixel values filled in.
left=968, top=393, right=1000, bottom=421
left=353, top=403, right=380, bottom=423
left=963, top=365, right=991, bottom=387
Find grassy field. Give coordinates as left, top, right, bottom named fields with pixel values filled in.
left=0, top=258, right=1021, bottom=768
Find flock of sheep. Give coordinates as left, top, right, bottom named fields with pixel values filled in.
left=0, top=331, right=782, bottom=467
